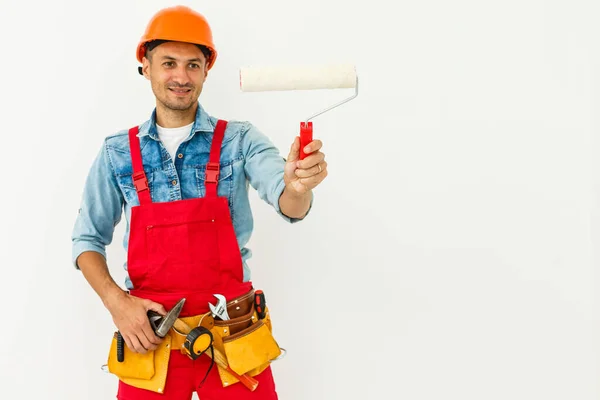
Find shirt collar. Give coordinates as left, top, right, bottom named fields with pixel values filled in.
left=136, top=102, right=215, bottom=140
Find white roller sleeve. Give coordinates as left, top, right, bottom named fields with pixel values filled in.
left=239, top=64, right=357, bottom=92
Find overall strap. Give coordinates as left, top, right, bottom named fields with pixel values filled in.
left=128, top=126, right=152, bottom=205
left=205, top=120, right=227, bottom=198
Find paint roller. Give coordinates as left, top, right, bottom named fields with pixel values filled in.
left=239, top=63, right=359, bottom=159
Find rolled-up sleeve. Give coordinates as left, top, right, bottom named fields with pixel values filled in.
left=241, top=123, right=312, bottom=223
left=71, top=140, right=124, bottom=268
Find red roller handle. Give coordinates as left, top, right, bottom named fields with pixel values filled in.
left=299, top=122, right=313, bottom=160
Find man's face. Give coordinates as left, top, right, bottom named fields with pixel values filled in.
left=142, top=41, right=208, bottom=112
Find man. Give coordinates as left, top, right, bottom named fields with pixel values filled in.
left=71, top=5, right=327, bottom=399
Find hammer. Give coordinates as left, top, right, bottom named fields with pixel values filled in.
left=147, top=298, right=187, bottom=337
left=116, top=298, right=186, bottom=362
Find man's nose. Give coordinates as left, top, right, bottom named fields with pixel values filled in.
left=170, top=65, right=191, bottom=85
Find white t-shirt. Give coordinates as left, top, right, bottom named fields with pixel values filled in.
left=156, top=122, right=194, bottom=161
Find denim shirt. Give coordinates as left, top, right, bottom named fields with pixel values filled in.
left=71, top=102, right=310, bottom=289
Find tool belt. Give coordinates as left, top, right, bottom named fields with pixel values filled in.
left=104, top=289, right=282, bottom=394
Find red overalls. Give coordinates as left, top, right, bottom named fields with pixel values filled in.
left=117, top=120, right=278, bottom=400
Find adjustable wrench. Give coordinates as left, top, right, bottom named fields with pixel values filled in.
left=208, top=294, right=229, bottom=320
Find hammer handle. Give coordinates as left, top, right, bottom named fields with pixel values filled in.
left=172, top=318, right=259, bottom=391
left=116, top=332, right=125, bottom=362
left=208, top=347, right=259, bottom=391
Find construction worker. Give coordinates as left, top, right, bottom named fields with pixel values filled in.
left=71, top=5, right=327, bottom=399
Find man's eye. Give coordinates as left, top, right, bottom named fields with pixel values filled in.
left=163, top=62, right=174, bottom=67
left=189, top=63, right=200, bottom=68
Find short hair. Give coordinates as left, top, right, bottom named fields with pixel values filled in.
left=145, top=39, right=213, bottom=63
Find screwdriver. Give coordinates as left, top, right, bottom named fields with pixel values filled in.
left=254, top=290, right=266, bottom=319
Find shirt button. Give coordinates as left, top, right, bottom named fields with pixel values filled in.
left=177, top=153, right=183, bottom=159
left=172, top=180, right=177, bottom=186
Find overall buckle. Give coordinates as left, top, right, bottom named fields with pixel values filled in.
left=132, top=171, right=149, bottom=192
left=205, top=162, right=220, bottom=184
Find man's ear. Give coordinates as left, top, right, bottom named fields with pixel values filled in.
left=203, top=65, right=209, bottom=82
left=141, top=57, right=151, bottom=80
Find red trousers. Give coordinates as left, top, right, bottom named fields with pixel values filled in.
left=117, top=350, right=278, bottom=399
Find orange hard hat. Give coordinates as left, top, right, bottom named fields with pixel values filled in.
left=136, top=5, right=218, bottom=70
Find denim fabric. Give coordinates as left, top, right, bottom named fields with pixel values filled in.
left=71, top=102, right=310, bottom=289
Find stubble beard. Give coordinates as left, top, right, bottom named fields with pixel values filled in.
left=153, top=82, right=198, bottom=112
left=160, top=96, right=195, bottom=111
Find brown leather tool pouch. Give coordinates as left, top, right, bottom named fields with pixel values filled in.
left=210, top=290, right=281, bottom=386
left=106, top=332, right=172, bottom=394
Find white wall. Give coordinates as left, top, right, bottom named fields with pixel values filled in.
left=0, top=0, right=598, bottom=399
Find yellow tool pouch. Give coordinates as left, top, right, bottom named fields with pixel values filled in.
left=103, top=289, right=281, bottom=391
left=222, top=318, right=280, bottom=375
left=104, top=313, right=213, bottom=394
left=106, top=332, right=172, bottom=394
left=210, top=291, right=282, bottom=387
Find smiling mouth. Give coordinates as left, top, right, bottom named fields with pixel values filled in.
left=169, top=88, right=192, bottom=95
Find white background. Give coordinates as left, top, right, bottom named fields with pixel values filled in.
left=0, top=0, right=598, bottom=399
